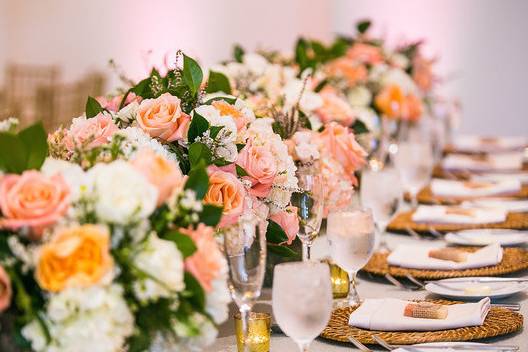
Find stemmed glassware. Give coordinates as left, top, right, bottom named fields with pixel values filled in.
left=360, top=167, right=402, bottom=251
left=393, top=141, right=433, bottom=208
left=224, top=215, right=267, bottom=351
left=327, top=209, right=376, bottom=307
left=291, top=173, right=324, bottom=261
left=272, top=262, right=333, bottom=352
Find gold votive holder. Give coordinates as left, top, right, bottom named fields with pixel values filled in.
left=234, top=312, right=271, bottom=352
left=324, top=259, right=350, bottom=299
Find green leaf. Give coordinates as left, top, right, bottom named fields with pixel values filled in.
left=266, top=220, right=289, bottom=244
left=357, top=19, right=371, bottom=34
left=212, top=158, right=231, bottom=167
left=188, top=142, right=212, bottom=168
left=313, top=79, right=328, bottom=93
left=209, top=125, right=224, bottom=139
left=164, top=230, right=197, bottom=258
left=267, top=244, right=299, bottom=258
left=0, top=132, right=27, bottom=173
left=351, top=119, right=369, bottom=134
left=236, top=143, right=245, bottom=152
left=184, top=166, right=209, bottom=200
left=184, top=272, right=206, bottom=309
left=236, top=164, right=249, bottom=177
left=131, top=77, right=151, bottom=96
left=233, top=44, right=245, bottom=63
left=183, top=54, right=203, bottom=95
left=85, top=96, right=103, bottom=118
left=206, top=71, right=232, bottom=94
left=188, top=112, right=209, bottom=143
left=199, top=204, right=223, bottom=226
left=272, top=121, right=286, bottom=139
left=18, top=122, right=48, bottom=170
left=294, top=38, right=309, bottom=72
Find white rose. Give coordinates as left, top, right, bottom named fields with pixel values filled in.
left=41, top=158, right=87, bottom=202
left=88, top=160, right=158, bottom=224
left=194, top=105, right=237, bottom=143
left=381, top=67, right=418, bottom=95
left=350, top=106, right=379, bottom=133
left=115, top=101, right=139, bottom=123
left=347, top=86, right=372, bottom=107
left=243, top=53, right=270, bottom=75
left=282, top=79, right=323, bottom=112
left=390, top=53, right=410, bottom=70
left=21, top=320, right=47, bottom=352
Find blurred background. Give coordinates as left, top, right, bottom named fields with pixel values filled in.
left=0, top=0, right=527, bottom=135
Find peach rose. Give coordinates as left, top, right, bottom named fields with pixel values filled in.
left=0, top=265, right=12, bottom=312
left=36, top=225, right=113, bottom=292
left=131, top=149, right=184, bottom=205
left=212, top=100, right=249, bottom=132
left=412, top=55, right=434, bottom=93
left=136, top=93, right=191, bottom=142
left=318, top=123, right=367, bottom=180
left=0, top=171, right=70, bottom=237
left=374, top=84, right=406, bottom=119
left=326, top=58, right=368, bottom=86
left=401, top=94, right=423, bottom=122
left=65, top=113, right=118, bottom=151
left=320, top=158, right=354, bottom=217
left=96, top=93, right=141, bottom=112
left=270, top=206, right=299, bottom=245
left=180, top=224, right=224, bottom=292
left=346, top=43, right=383, bottom=65
left=317, top=91, right=356, bottom=126
left=237, top=142, right=277, bottom=198
left=204, top=169, right=246, bottom=228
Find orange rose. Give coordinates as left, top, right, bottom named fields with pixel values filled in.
left=136, top=93, right=191, bottom=142
left=326, top=58, right=368, bottom=86
left=204, top=168, right=245, bottom=228
left=316, top=91, right=356, bottom=126
left=375, top=84, right=405, bottom=118
left=401, top=94, right=423, bottom=122
left=346, top=43, right=383, bottom=65
left=211, top=100, right=250, bottom=132
left=36, top=225, right=113, bottom=292
left=413, top=55, right=434, bottom=93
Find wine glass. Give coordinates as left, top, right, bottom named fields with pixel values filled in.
left=291, top=173, right=324, bottom=261
left=360, top=167, right=402, bottom=251
left=224, top=215, right=267, bottom=351
left=393, top=141, right=433, bottom=208
left=327, top=209, right=376, bottom=307
left=272, top=262, right=333, bottom=352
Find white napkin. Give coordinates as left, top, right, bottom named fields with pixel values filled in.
left=412, top=205, right=507, bottom=224
left=442, top=153, right=524, bottom=172
left=472, top=171, right=528, bottom=185
left=452, top=135, right=527, bottom=152
left=462, top=199, right=528, bottom=213
left=387, top=243, right=503, bottom=270
left=349, top=297, right=491, bottom=331
left=430, top=178, right=521, bottom=198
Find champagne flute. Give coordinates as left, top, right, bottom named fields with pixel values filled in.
left=360, top=167, right=402, bottom=251
left=327, top=209, right=376, bottom=307
left=272, top=262, right=333, bottom=352
left=393, top=141, right=433, bottom=208
left=292, top=173, right=324, bottom=261
left=224, top=215, right=267, bottom=351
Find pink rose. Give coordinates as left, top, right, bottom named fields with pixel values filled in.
left=136, top=93, right=191, bottom=142
left=317, top=91, right=356, bottom=126
left=211, top=100, right=250, bottom=132
left=237, top=142, right=277, bottom=197
left=180, top=224, right=224, bottom=292
left=65, top=113, right=118, bottom=151
left=346, top=43, right=383, bottom=65
left=0, top=265, right=12, bottom=312
left=320, top=157, right=354, bottom=217
left=0, top=171, right=70, bottom=238
left=325, top=58, right=368, bottom=86
left=97, top=92, right=141, bottom=112
left=131, top=149, right=184, bottom=206
left=204, top=169, right=246, bottom=228
left=270, top=206, right=299, bottom=245
left=318, top=123, right=367, bottom=181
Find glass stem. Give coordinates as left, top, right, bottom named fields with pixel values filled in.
left=348, top=271, right=361, bottom=306
left=410, top=191, right=418, bottom=209
left=239, top=305, right=251, bottom=352
left=377, top=223, right=389, bottom=251
left=302, top=240, right=311, bottom=261
left=297, top=342, right=311, bottom=352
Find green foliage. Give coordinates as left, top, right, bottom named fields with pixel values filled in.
left=209, top=125, right=224, bottom=139
left=357, top=19, right=372, bottom=34
left=188, top=142, right=212, bottom=168
left=85, top=96, right=103, bottom=118
left=235, top=164, right=249, bottom=177
left=351, top=119, right=369, bottom=134
left=164, top=230, right=197, bottom=258
left=199, top=205, right=223, bottom=227
left=183, top=273, right=205, bottom=310
left=187, top=112, right=210, bottom=143
left=0, top=122, right=48, bottom=173
left=267, top=244, right=299, bottom=258
left=182, top=54, right=203, bottom=95
left=294, top=37, right=351, bottom=74
left=233, top=44, right=245, bottom=63
left=266, top=220, right=288, bottom=244
left=184, top=166, right=209, bottom=200
left=169, top=143, right=190, bottom=175
left=206, top=71, right=232, bottom=94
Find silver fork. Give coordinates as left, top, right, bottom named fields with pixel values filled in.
left=348, top=336, right=373, bottom=351
left=373, top=334, right=519, bottom=351
left=384, top=273, right=422, bottom=291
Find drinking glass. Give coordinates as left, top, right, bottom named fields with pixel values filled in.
left=224, top=215, right=267, bottom=351
left=327, top=209, right=376, bottom=307
left=360, top=167, right=402, bottom=251
left=393, top=141, right=433, bottom=208
left=291, top=174, right=324, bottom=261
left=272, top=262, right=333, bottom=352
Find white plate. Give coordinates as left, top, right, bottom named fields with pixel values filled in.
left=444, top=229, right=528, bottom=246
left=394, top=342, right=488, bottom=351
left=425, top=277, right=528, bottom=300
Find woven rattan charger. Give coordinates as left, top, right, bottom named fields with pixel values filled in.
left=320, top=299, right=523, bottom=345
left=409, top=184, right=528, bottom=205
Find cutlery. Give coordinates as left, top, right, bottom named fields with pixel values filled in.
left=425, top=278, right=528, bottom=284
left=428, top=226, right=444, bottom=238
left=406, top=226, right=423, bottom=240
left=373, top=335, right=518, bottom=351
left=405, top=274, right=426, bottom=289
left=426, top=281, right=509, bottom=292
left=348, top=336, right=373, bottom=351
left=384, top=274, right=421, bottom=291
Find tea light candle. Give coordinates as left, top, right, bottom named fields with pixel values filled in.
left=234, top=312, right=271, bottom=352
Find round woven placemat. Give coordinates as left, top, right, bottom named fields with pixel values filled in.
left=433, top=164, right=528, bottom=180
left=412, top=185, right=528, bottom=205
left=320, top=299, right=523, bottom=345
left=362, top=247, right=528, bottom=279
left=387, top=210, right=528, bottom=234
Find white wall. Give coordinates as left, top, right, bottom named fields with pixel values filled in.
left=332, top=0, right=528, bottom=136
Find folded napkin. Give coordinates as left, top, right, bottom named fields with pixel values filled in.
left=452, top=135, right=527, bottom=152
left=472, top=171, right=528, bottom=184
left=387, top=243, right=503, bottom=270
left=349, top=297, right=491, bottom=331
left=430, top=179, right=521, bottom=198
left=412, top=205, right=507, bottom=224
left=442, top=153, right=524, bottom=172
left=445, top=229, right=528, bottom=246
left=462, top=199, right=528, bottom=213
